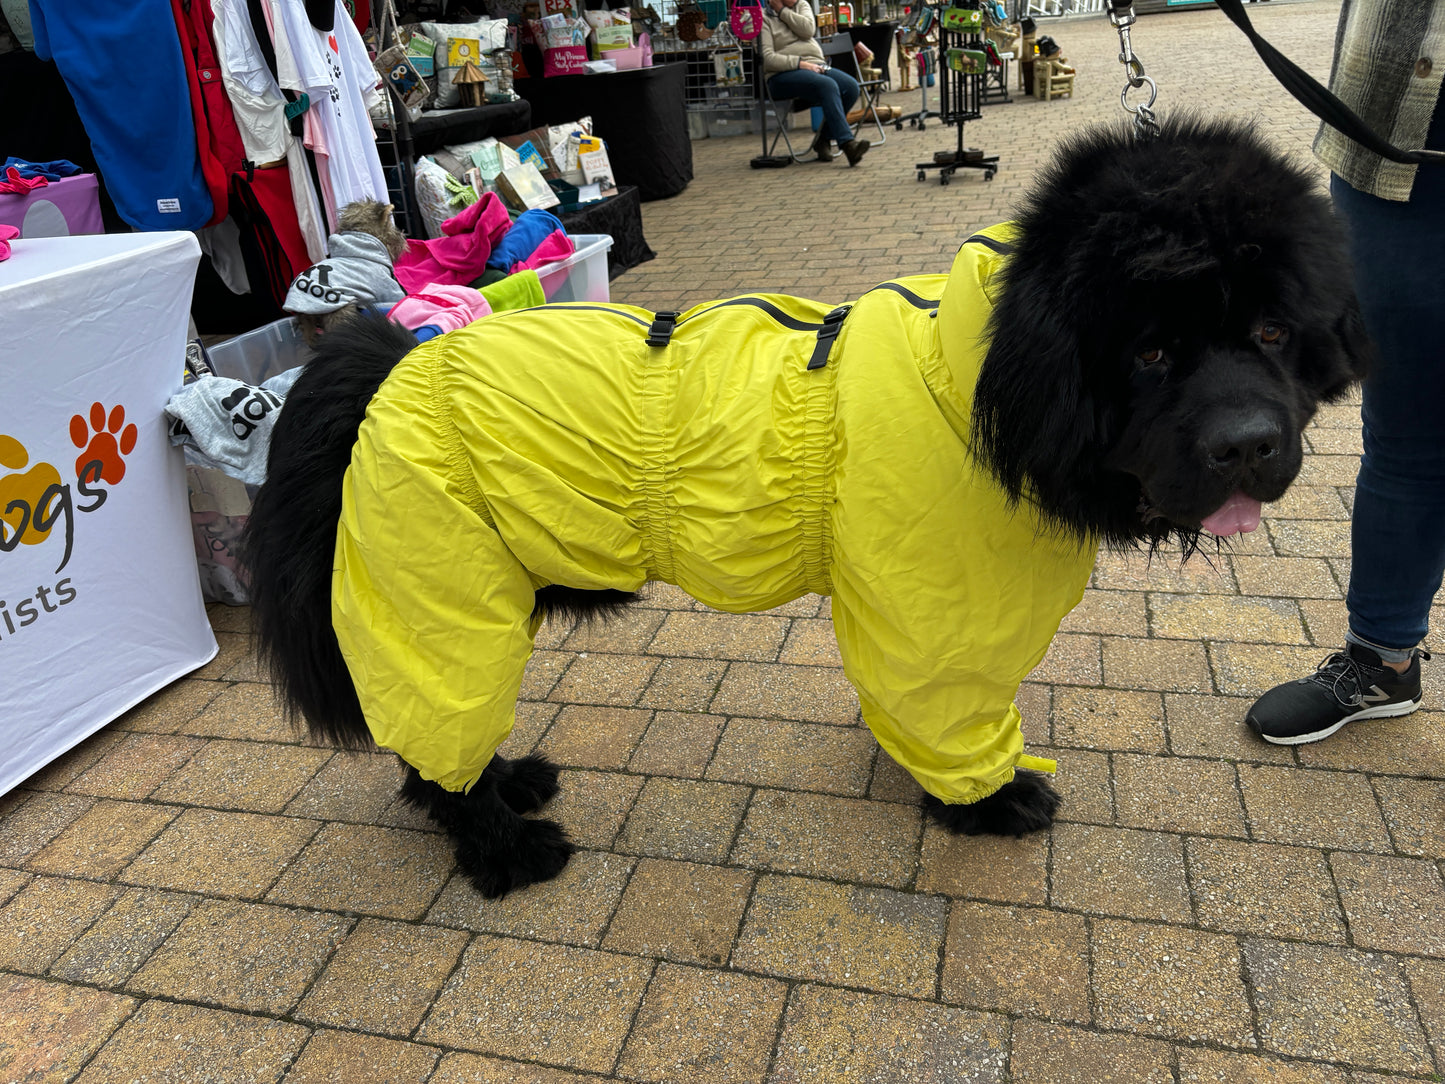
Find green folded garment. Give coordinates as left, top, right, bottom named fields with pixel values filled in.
left=478, top=269, right=545, bottom=311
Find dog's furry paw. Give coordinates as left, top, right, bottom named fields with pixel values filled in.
left=492, top=753, right=562, bottom=814
left=922, top=770, right=1061, bottom=838
left=460, top=817, right=576, bottom=899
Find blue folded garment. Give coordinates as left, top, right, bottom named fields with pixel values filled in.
left=2, top=157, right=83, bottom=181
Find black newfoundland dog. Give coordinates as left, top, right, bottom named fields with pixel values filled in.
left=242, top=118, right=1368, bottom=897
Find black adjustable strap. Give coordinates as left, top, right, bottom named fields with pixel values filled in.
left=807, top=306, right=851, bottom=370
left=646, top=311, right=681, bottom=347
left=1213, top=0, right=1444, bottom=167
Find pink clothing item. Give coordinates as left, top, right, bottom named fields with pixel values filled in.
left=0, top=168, right=48, bottom=195
left=0, top=223, right=19, bottom=260
left=509, top=228, right=574, bottom=275
left=388, top=283, right=494, bottom=333
left=393, top=193, right=512, bottom=292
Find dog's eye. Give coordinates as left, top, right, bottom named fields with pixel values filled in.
left=1258, top=323, right=1288, bottom=345
left=1136, top=348, right=1165, bottom=366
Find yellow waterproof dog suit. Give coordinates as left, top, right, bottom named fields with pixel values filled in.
left=333, top=227, right=1096, bottom=803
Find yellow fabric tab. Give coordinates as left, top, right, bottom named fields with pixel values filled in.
left=1016, top=754, right=1057, bottom=774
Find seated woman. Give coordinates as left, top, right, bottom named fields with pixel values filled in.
left=760, top=0, right=871, bottom=166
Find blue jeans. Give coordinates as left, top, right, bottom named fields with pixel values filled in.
left=1336, top=105, right=1445, bottom=659
left=767, top=67, right=859, bottom=146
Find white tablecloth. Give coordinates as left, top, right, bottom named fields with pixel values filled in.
left=0, top=232, right=217, bottom=794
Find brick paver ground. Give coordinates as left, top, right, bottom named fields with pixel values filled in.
left=6, top=2, right=1444, bottom=1080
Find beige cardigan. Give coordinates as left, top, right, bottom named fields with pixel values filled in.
left=760, top=0, right=824, bottom=73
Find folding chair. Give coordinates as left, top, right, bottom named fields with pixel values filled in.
left=821, top=33, right=888, bottom=145
left=755, top=75, right=815, bottom=166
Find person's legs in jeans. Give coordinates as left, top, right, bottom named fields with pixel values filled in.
left=767, top=67, right=858, bottom=146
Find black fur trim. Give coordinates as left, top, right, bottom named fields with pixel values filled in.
left=922, top=770, right=1061, bottom=837
left=532, top=585, right=642, bottom=623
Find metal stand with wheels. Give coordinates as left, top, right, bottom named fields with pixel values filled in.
left=913, top=4, right=999, bottom=184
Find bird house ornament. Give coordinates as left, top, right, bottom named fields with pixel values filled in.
left=453, top=60, right=488, bottom=107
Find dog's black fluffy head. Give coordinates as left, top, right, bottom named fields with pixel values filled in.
left=971, top=116, right=1370, bottom=551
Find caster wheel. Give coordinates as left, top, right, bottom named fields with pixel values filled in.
left=917, top=170, right=926, bottom=181
left=895, top=121, right=904, bottom=131
left=918, top=121, right=926, bottom=131
left=940, top=172, right=950, bottom=186
left=984, top=169, right=996, bottom=181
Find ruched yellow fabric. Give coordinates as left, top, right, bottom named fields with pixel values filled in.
left=332, top=223, right=1095, bottom=801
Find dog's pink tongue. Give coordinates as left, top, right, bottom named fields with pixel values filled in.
left=1201, top=491, right=1262, bottom=536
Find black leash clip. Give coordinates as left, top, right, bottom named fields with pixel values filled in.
left=807, top=305, right=852, bottom=370
left=646, top=311, right=681, bottom=348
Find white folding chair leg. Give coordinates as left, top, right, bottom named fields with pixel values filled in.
left=852, top=81, right=889, bottom=145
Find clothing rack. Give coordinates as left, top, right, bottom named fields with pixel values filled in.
left=893, top=4, right=942, bottom=130
left=913, top=1, right=998, bottom=184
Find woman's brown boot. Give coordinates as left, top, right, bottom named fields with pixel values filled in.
left=841, top=138, right=871, bottom=166
left=811, top=129, right=834, bottom=162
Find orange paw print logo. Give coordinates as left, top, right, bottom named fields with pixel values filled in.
left=0, top=434, right=63, bottom=545
left=70, top=403, right=138, bottom=485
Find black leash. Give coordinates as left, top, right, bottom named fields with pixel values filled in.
left=1211, top=0, right=1443, bottom=166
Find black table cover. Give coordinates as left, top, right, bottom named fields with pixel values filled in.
left=558, top=185, right=656, bottom=281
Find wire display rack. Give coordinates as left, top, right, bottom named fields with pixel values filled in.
left=651, top=22, right=764, bottom=134
left=913, top=3, right=999, bottom=184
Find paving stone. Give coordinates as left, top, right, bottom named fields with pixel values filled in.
left=112, top=680, right=224, bottom=735
left=502, top=701, right=564, bottom=757
left=284, top=750, right=405, bottom=821
left=1293, top=710, right=1445, bottom=778
left=295, top=915, right=469, bottom=1035
left=706, top=717, right=876, bottom=796
left=1057, top=589, right=1148, bottom=636
left=427, top=850, right=633, bottom=945
left=1052, top=687, right=1167, bottom=752
left=520, top=650, right=574, bottom=700
left=174, top=679, right=311, bottom=743
left=710, top=662, right=860, bottom=724
left=49, top=888, right=199, bottom=986
left=1174, top=1048, right=1351, bottom=1083
left=940, top=902, right=1089, bottom=1021
left=869, top=746, right=927, bottom=804
left=548, top=653, right=660, bottom=706
left=57, top=733, right=203, bottom=800
left=1048, top=748, right=1113, bottom=825
left=25, top=799, right=180, bottom=878
left=1267, top=519, right=1354, bottom=559
left=1010, top=1021, right=1173, bottom=1084
left=0, top=973, right=135, bottom=1084
left=732, top=874, right=945, bottom=997
left=1091, top=919, right=1254, bottom=1046
left=767, top=983, right=1009, bottom=1083
left=1112, top=754, right=1246, bottom=836
left=615, top=963, right=787, bottom=1084
left=1237, top=765, right=1393, bottom=853
left=1402, top=956, right=1445, bottom=1072
left=917, top=823, right=1049, bottom=905
left=601, top=858, right=753, bottom=966
left=1186, top=838, right=1346, bottom=944
left=730, top=789, right=920, bottom=886
left=73, top=999, right=308, bottom=1083
left=1302, top=428, right=1362, bottom=456
left=128, top=898, right=350, bottom=1014
left=266, top=822, right=454, bottom=919
left=628, top=711, right=726, bottom=777
left=1374, top=777, right=1445, bottom=859
left=1163, top=694, right=1294, bottom=763
left=560, top=607, right=667, bottom=653
left=1258, top=485, right=1348, bottom=520
left=282, top=1030, right=441, bottom=1084
left=1293, top=454, right=1359, bottom=488
left=1092, top=552, right=1237, bottom=594
left=0, top=876, right=120, bottom=972
left=1050, top=824, right=1191, bottom=923
left=1231, top=556, right=1343, bottom=599
left=430, top=1054, right=607, bottom=1082
left=776, top=617, right=843, bottom=665
left=1027, top=632, right=1102, bottom=685
left=1242, top=939, right=1431, bottom=1074
left=1103, top=637, right=1213, bottom=694
left=0, top=792, right=95, bottom=864
left=0, top=867, right=31, bottom=906
left=1211, top=643, right=1337, bottom=698
left=1329, top=852, right=1445, bottom=957
left=648, top=611, right=789, bottom=661
left=538, top=706, right=654, bottom=770
left=542, top=769, right=644, bottom=851
left=120, top=808, right=319, bottom=898
left=148, top=738, right=331, bottom=812
left=1296, top=599, right=1349, bottom=647
left=1149, top=593, right=1307, bottom=644
left=417, top=936, right=653, bottom=1073
left=637, top=658, right=730, bottom=711
left=615, top=778, right=751, bottom=863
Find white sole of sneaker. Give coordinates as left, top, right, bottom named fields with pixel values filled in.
left=1257, top=696, right=1423, bottom=745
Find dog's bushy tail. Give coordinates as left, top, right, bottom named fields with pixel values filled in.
left=239, top=313, right=418, bottom=748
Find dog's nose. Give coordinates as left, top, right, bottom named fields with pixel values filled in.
left=1205, top=412, right=1282, bottom=470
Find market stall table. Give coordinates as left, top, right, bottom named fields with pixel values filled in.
left=0, top=231, right=216, bottom=794
left=515, top=63, right=693, bottom=201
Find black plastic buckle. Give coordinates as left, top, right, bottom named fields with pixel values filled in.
left=806, top=305, right=851, bottom=370
left=646, top=311, right=681, bottom=348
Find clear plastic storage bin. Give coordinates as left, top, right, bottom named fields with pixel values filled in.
left=536, top=234, right=615, bottom=303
